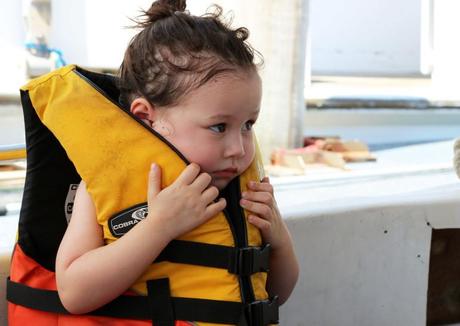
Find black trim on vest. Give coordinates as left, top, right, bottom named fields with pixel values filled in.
left=18, top=90, right=81, bottom=271
left=222, top=179, right=257, bottom=305
left=6, top=278, right=279, bottom=325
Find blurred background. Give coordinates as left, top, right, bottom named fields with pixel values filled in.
left=2, top=0, right=460, bottom=248
left=1, top=0, right=459, bottom=168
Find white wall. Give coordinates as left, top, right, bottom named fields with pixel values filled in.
left=280, top=183, right=460, bottom=325
left=1, top=0, right=440, bottom=79
left=48, top=0, right=271, bottom=70
left=0, top=1, right=25, bottom=49
left=310, top=0, right=428, bottom=76
left=49, top=0, right=152, bottom=69
left=272, top=150, right=460, bottom=325
left=0, top=0, right=27, bottom=95
left=431, top=0, right=460, bottom=92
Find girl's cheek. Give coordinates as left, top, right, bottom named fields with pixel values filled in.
left=244, top=142, right=256, bottom=166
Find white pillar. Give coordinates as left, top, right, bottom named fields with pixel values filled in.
left=0, top=0, right=27, bottom=96
left=243, top=1, right=309, bottom=161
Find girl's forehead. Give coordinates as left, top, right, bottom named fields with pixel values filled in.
left=225, top=70, right=261, bottom=90
left=182, top=72, right=262, bottom=116
left=188, top=71, right=260, bottom=99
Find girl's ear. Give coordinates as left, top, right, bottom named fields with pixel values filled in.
left=130, top=98, right=156, bottom=127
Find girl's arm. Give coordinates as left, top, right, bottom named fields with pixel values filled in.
left=56, top=163, right=225, bottom=314
left=264, top=225, right=299, bottom=304
left=240, top=177, right=299, bottom=304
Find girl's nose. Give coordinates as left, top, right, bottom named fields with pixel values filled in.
left=225, top=135, right=245, bottom=158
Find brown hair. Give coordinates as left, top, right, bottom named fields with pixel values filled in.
left=118, top=0, right=262, bottom=108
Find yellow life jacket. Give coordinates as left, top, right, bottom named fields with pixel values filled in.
left=7, top=65, right=279, bottom=325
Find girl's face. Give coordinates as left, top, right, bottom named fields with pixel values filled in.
left=153, top=71, right=262, bottom=190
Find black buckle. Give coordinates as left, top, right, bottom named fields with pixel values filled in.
left=246, top=296, right=279, bottom=326
left=228, top=244, right=271, bottom=276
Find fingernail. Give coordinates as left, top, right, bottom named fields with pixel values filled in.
left=151, top=163, right=157, bottom=171
left=242, top=192, right=248, bottom=198
left=240, top=199, right=247, bottom=207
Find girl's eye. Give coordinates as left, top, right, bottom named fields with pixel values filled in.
left=242, top=120, right=255, bottom=131
left=209, top=123, right=226, bottom=133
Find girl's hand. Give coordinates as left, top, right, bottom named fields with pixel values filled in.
left=241, top=177, right=300, bottom=303
left=147, top=163, right=226, bottom=240
left=240, top=177, right=289, bottom=250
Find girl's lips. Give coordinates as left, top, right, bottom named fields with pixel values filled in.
left=213, top=168, right=238, bottom=178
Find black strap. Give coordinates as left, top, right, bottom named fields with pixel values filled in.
left=246, top=297, right=279, bottom=326
left=147, top=279, right=174, bottom=326
left=6, top=277, right=68, bottom=314
left=6, top=277, right=278, bottom=325
left=157, top=240, right=270, bottom=276
left=228, top=244, right=271, bottom=276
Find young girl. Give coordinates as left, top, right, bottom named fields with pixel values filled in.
left=8, top=1, right=298, bottom=325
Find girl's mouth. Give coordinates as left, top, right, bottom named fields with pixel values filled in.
left=213, top=168, right=238, bottom=178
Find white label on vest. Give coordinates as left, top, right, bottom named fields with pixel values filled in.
left=108, top=204, right=149, bottom=237
left=64, top=183, right=79, bottom=224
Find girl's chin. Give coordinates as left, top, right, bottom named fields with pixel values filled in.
left=211, top=177, right=234, bottom=190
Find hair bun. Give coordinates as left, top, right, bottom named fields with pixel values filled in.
left=141, top=0, right=186, bottom=25
left=161, top=0, right=186, bottom=12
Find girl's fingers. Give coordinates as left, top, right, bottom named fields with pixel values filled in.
left=204, top=198, right=226, bottom=219
left=240, top=199, right=271, bottom=219
left=147, top=164, right=162, bottom=204
left=191, top=172, right=212, bottom=192
left=175, top=163, right=201, bottom=185
left=201, top=186, right=219, bottom=203
left=248, top=180, right=273, bottom=194
left=241, top=191, right=273, bottom=206
left=247, top=214, right=271, bottom=231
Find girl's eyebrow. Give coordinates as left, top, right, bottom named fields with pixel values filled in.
left=207, top=114, right=231, bottom=121
left=207, top=110, right=260, bottom=121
